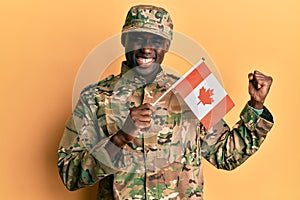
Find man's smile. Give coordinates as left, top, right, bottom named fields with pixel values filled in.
left=136, top=57, right=155, bottom=67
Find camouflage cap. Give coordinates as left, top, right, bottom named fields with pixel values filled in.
left=121, top=5, right=173, bottom=46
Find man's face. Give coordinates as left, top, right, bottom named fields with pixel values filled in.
left=124, top=32, right=170, bottom=77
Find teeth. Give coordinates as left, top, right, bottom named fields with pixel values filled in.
left=144, top=59, right=152, bottom=63
left=138, top=58, right=153, bottom=64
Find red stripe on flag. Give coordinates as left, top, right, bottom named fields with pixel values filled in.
left=175, top=62, right=211, bottom=98
left=200, top=95, right=235, bottom=130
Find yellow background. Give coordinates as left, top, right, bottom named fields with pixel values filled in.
left=1, top=0, right=299, bottom=199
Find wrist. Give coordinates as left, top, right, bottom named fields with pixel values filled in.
left=104, top=133, right=127, bottom=159
left=110, top=130, right=137, bottom=148
left=249, top=98, right=264, bottom=109
left=121, top=115, right=140, bottom=136
left=108, top=115, right=140, bottom=148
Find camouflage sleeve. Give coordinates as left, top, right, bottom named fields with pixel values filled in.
left=200, top=103, right=274, bottom=170
left=57, top=93, right=121, bottom=191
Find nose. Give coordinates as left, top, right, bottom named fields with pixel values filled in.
left=142, top=39, right=154, bottom=51
left=140, top=39, right=154, bottom=54
left=141, top=46, right=153, bottom=54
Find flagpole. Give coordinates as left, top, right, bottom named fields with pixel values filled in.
left=152, top=58, right=205, bottom=106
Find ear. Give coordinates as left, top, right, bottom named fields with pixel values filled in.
left=121, top=33, right=127, bottom=47
left=164, top=39, right=171, bottom=52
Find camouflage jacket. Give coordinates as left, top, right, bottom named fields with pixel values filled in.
left=58, top=63, right=273, bottom=200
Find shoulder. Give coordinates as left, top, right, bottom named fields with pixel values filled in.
left=80, top=74, right=121, bottom=99
left=165, top=73, right=179, bottom=84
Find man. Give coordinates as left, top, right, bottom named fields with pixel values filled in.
left=58, top=5, right=273, bottom=200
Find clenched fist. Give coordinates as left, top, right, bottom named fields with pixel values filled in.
left=129, top=103, right=153, bottom=130
left=248, top=70, right=273, bottom=109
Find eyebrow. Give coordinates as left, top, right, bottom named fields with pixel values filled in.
left=130, top=33, right=164, bottom=40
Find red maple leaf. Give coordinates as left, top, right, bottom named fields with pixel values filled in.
left=197, top=86, right=214, bottom=105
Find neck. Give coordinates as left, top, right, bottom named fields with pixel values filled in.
left=141, top=66, right=162, bottom=83
left=123, top=61, right=162, bottom=84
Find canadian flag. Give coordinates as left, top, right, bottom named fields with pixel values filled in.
left=154, top=59, right=235, bottom=130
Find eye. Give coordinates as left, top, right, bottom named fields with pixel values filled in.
left=152, top=39, right=164, bottom=47
left=131, top=37, right=144, bottom=45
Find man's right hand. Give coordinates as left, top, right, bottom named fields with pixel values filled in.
left=121, top=103, right=153, bottom=140
left=128, top=103, right=153, bottom=130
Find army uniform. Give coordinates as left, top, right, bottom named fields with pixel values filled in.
left=58, top=5, right=274, bottom=200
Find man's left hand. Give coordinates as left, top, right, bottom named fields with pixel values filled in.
left=248, top=70, right=273, bottom=109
